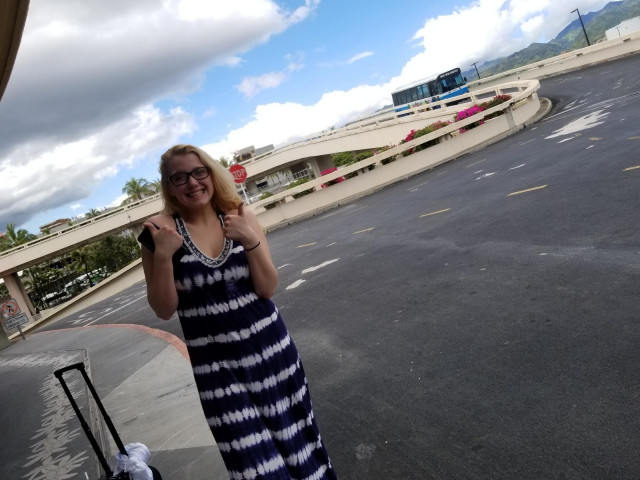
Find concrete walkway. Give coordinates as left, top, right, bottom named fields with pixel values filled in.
left=0, top=323, right=229, bottom=479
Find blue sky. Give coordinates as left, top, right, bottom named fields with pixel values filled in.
left=0, top=0, right=610, bottom=234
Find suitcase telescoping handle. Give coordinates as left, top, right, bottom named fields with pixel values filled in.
left=54, top=362, right=128, bottom=477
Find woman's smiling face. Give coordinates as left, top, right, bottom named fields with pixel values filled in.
left=167, top=152, right=214, bottom=210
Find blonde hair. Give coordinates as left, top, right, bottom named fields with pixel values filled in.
left=159, top=144, right=242, bottom=215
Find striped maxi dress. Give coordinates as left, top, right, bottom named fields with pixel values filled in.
left=172, top=215, right=337, bottom=480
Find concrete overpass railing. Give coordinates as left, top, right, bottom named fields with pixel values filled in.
left=251, top=79, right=541, bottom=229
left=0, top=195, right=163, bottom=275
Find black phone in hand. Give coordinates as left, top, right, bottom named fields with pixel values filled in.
left=137, top=223, right=160, bottom=251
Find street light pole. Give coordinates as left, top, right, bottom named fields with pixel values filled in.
left=471, top=62, right=480, bottom=80
left=571, top=8, right=591, bottom=46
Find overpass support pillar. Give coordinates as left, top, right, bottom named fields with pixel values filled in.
left=308, top=158, right=322, bottom=179
left=506, top=105, right=516, bottom=130
left=3, top=273, right=35, bottom=317
left=1, top=273, right=34, bottom=348
left=0, top=324, right=9, bottom=349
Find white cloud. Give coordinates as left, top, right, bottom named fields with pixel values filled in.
left=236, top=71, right=289, bottom=97
left=521, top=15, right=545, bottom=34
left=109, top=194, right=130, bottom=208
left=70, top=204, right=83, bottom=211
left=202, top=83, right=391, bottom=158
left=236, top=52, right=306, bottom=97
left=201, top=0, right=611, bottom=159
left=346, top=51, right=374, bottom=64
left=0, top=0, right=318, bottom=228
left=0, top=105, right=194, bottom=227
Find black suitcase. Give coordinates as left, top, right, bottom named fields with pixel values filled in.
left=54, top=362, right=162, bottom=480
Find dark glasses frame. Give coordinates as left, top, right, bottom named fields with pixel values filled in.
left=168, top=166, right=210, bottom=186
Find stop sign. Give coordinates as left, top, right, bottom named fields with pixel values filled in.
left=229, top=164, right=247, bottom=184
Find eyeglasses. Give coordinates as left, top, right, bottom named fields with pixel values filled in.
left=168, top=167, right=210, bottom=186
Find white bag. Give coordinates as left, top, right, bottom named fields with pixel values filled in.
left=113, top=443, right=153, bottom=480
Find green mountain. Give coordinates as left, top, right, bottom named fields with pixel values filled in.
left=462, top=0, right=640, bottom=80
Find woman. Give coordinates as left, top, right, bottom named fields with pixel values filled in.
left=140, top=144, right=337, bottom=480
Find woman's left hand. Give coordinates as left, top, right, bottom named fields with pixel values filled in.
left=223, top=202, right=260, bottom=248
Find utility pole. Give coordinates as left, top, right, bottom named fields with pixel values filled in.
left=471, top=62, right=481, bottom=80
left=571, top=8, right=591, bottom=46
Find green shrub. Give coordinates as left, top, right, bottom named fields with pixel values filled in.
left=331, top=152, right=355, bottom=167
left=288, top=178, right=315, bottom=198
left=259, top=191, right=277, bottom=209
left=356, top=151, right=374, bottom=162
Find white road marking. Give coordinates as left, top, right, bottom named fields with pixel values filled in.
left=509, top=164, right=525, bottom=170
left=326, top=243, right=336, bottom=247
left=344, top=205, right=369, bottom=215
left=586, top=145, right=594, bottom=149
left=286, top=279, right=306, bottom=290
left=474, top=170, right=483, bottom=174
left=83, top=295, right=147, bottom=326
left=546, top=110, right=609, bottom=139
left=474, top=172, right=497, bottom=181
left=302, top=258, right=340, bottom=274
left=557, top=138, right=574, bottom=143
left=518, top=139, right=535, bottom=146
left=277, top=263, right=292, bottom=269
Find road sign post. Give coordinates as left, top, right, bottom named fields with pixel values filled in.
left=229, top=164, right=250, bottom=204
left=2, top=312, right=28, bottom=340
left=229, top=164, right=248, bottom=183
left=1, top=298, right=28, bottom=341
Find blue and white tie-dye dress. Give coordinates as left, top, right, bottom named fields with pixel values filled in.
left=172, top=215, right=337, bottom=480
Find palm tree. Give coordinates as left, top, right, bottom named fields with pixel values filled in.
left=218, top=157, right=230, bottom=168
left=85, top=208, right=101, bottom=218
left=1, top=223, right=37, bottom=251
left=122, top=178, right=154, bottom=203
left=149, top=178, right=162, bottom=194
left=71, top=245, right=95, bottom=287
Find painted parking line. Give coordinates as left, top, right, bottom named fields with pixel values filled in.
left=297, top=242, right=317, bottom=248
left=343, top=205, right=368, bottom=215
left=466, top=159, right=486, bottom=168
left=623, top=165, right=640, bottom=171
left=419, top=208, right=451, bottom=218
left=508, top=185, right=548, bottom=196
left=83, top=294, right=147, bottom=326
left=286, top=279, right=306, bottom=290
left=407, top=181, right=429, bottom=191
left=302, top=259, right=340, bottom=274
left=353, top=227, right=375, bottom=234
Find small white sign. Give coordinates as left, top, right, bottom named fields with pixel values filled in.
left=3, top=312, right=28, bottom=330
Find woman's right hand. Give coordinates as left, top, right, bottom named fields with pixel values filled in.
left=142, top=222, right=183, bottom=258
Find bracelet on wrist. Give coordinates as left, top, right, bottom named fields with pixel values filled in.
left=244, top=240, right=260, bottom=252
